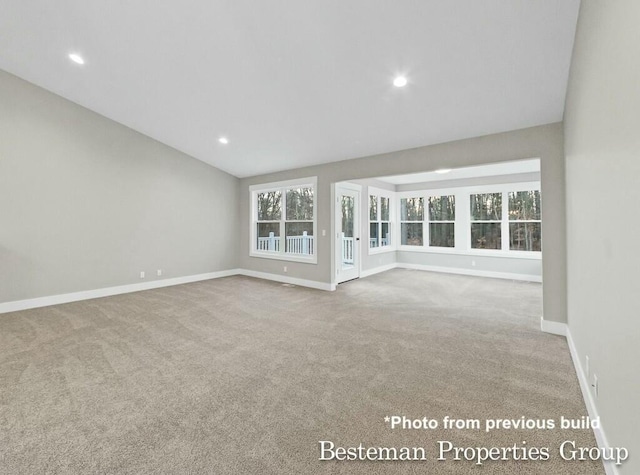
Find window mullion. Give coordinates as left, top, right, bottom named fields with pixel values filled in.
left=502, top=191, right=509, bottom=251
left=251, top=177, right=316, bottom=261
left=424, top=194, right=429, bottom=248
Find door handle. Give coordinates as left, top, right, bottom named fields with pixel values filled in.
left=356, top=237, right=360, bottom=241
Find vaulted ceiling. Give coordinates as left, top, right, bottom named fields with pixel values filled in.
left=0, top=1, right=580, bottom=177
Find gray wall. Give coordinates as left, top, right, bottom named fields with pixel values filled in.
left=239, top=122, right=566, bottom=323
left=0, top=70, right=239, bottom=303
left=564, top=0, right=640, bottom=471
left=395, top=252, right=541, bottom=278
left=349, top=178, right=397, bottom=273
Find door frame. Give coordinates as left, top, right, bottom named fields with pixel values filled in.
left=333, top=182, right=362, bottom=284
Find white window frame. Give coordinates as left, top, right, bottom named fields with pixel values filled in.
left=250, top=176, right=318, bottom=264
left=426, top=194, right=457, bottom=249
left=368, top=187, right=395, bottom=254
left=469, top=191, right=503, bottom=251
left=398, top=191, right=457, bottom=250
left=398, top=195, right=426, bottom=247
left=506, top=189, right=542, bottom=252
left=396, top=181, right=541, bottom=259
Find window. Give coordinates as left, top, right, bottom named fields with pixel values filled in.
left=369, top=193, right=391, bottom=249
left=509, top=190, right=541, bottom=251
left=256, top=190, right=282, bottom=251
left=428, top=195, right=455, bottom=247
left=396, top=183, right=540, bottom=256
left=469, top=188, right=541, bottom=253
left=400, top=197, right=424, bottom=246
left=470, top=193, right=502, bottom=249
left=398, top=194, right=456, bottom=249
left=251, top=177, right=317, bottom=262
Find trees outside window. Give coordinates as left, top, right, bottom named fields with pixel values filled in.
left=428, top=195, right=455, bottom=248
left=509, top=190, right=541, bottom=251
left=251, top=178, right=317, bottom=262
left=369, top=194, right=391, bottom=249
left=400, top=197, right=424, bottom=246
left=470, top=193, right=502, bottom=249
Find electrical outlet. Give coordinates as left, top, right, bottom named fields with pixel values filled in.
left=585, top=355, right=589, bottom=376
left=140, top=271, right=145, bottom=279
left=471, top=260, right=476, bottom=267
left=592, top=374, right=598, bottom=398
left=283, top=266, right=287, bottom=273
left=157, top=269, right=162, bottom=277
left=322, top=229, right=326, bottom=236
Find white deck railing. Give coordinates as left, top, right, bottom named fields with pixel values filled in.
left=257, top=233, right=281, bottom=252
left=258, top=232, right=372, bottom=263
left=286, top=232, right=314, bottom=255
left=369, top=234, right=390, bottom=248
left=257, top=231, right=314, bottom=255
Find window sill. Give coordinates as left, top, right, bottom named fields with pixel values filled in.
left=397, top=246, right=541, bottom=260
left=250, top=251, right=318, bottom=264
left=368, top=246, right=396, bottom=255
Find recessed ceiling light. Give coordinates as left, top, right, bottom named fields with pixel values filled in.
left=435, top=168, right=452, bottom=174
left=68, top=53, right=85, bottom=65
left=393, top=76, right=408, bottom=88
left=218, top=137, right=229, bottom=145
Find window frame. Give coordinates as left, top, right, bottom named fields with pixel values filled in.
left=250, top=177, right=318, bottom=264
left=427, top=194, right=456, bottom=249
left=399, top=196, right=425, bottom=247
left=397, top=191, right=458, bottom=250
left=396, top=181, right=541, bottom=259
left=466, top=184, right=542, bottom=256
left=507, top=190, right=542, bottom=252
left=368, top=187, right=395, bottom=254
left=469, top=192, right=503, bottom=250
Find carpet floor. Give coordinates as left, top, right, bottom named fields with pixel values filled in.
left=0, top=270, right=602, bottom=474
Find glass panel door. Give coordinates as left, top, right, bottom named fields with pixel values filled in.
left=336, top=185, right=360, bottom=283
left=341, top=195, right=355, bottom=270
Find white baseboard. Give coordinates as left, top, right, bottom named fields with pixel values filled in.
left=360, top=263, right=398, bottom=278
left=0, top=268, right=339, bottom=314
left=0, top=269, right=241, bottom=314
left=540, top=319, right=617, bottom=475
left=360, top=262, right=541, bottom=283
left=238, top=269, right=335, bottom=291
left=566, top=328, right=619, bottom=475
left=396, top=262, right=542, bottom=283
left=0, top=260, right=541, bottom=314
left=540, top=317, right=568, bottom=336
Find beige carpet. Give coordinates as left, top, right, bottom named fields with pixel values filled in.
left=0, top=270, right=602, bottom=474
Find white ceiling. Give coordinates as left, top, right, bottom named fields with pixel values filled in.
left=0, top=1, right=580, bottom=178
left=377, top=158, right=540, bottom=185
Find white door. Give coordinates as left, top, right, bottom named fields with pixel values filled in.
left=336, top=185, right=360, bottom=283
